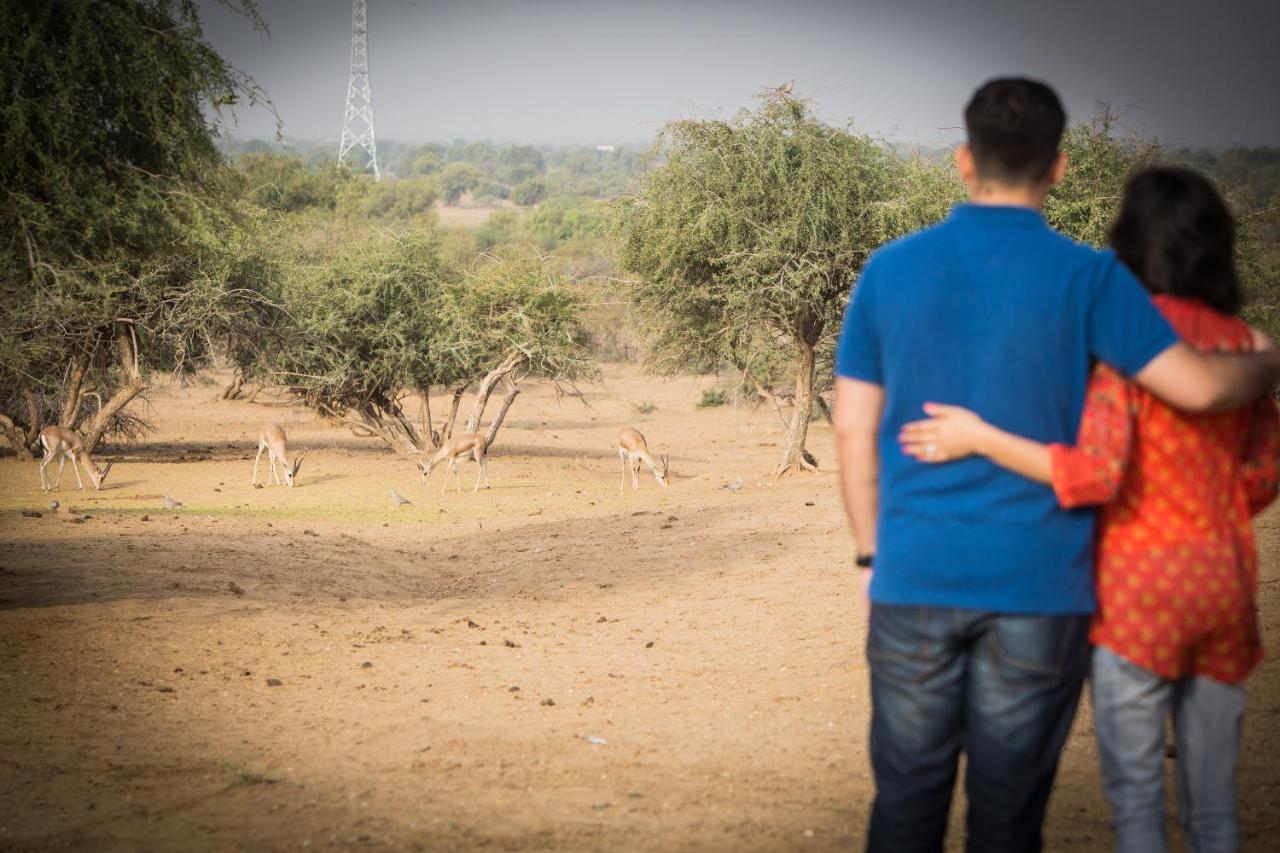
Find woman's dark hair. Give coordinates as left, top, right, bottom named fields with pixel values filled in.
left=1109, top=166, right=1243, bottom=316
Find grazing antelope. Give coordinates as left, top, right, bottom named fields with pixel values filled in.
left=416, top=433, right=490, bottom=494
left=38, top=426, right=113, bottom=492
left=617, top=426, right=668, bottom=491
left=252, top=423, right=304, bottom=487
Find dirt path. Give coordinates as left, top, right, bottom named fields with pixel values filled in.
left=2, top=366, right=1278, bottom=851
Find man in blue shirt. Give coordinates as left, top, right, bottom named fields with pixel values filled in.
left=833, top=78, right=1280, bottom=853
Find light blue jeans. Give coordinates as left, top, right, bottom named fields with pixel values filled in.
left=1091, top=645, right=1246, bottom=853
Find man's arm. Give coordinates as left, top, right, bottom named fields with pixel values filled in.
left=833, top=376, right=884, bottom=562
left=1132, top=340, right=1280, bottom=414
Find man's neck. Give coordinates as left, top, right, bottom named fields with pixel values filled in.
left=967, top=182, right=1047, bottom=211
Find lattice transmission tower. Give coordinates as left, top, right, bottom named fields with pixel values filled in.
left=338, top=0, right=380, bottom=179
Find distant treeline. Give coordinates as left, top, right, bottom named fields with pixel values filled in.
left=1176, top=147, right=1280, bottom=237
left=223, top=137, right=1280, bottom=217
left=219, top=137, right=649, bottom=205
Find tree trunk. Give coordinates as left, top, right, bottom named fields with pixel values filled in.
left=417, top=384, right=439, bottom=448
left=372, top=392, right=423, bottom=454
left=20, top=384, right=40, bottom=447
left=775, top=340, right=818, bottom=475
left=219, top=369, right=245, bottom=401
left=59, top=353, right=89, bottom=428
left=483, top=379, right=521, bottom=448
left=464, top=352, right=525, bottom=436
left=345, top=397, right=423, bottom=456
left=0, top=414, right=33, bottom=460
left=443, top=386, right=466, bottom=440
left=81, top=324, right=146, bottom=453
left=464, top=373, right=501, bottom=436
left=814, top=393, right=834, bottom=426
left=389, top=406, right=423, bottom=453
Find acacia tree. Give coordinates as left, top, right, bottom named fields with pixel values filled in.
left=0, top=0, right=273, bottom=456
left=1044, top=113, right=1165, bottom=247
left=438, top=246, right=597, bottom=448
left=615, top=95, right=960, bottom=474
left=256, top=230, right=448, bottom=455
left=257, top=236, right=594, bottom=454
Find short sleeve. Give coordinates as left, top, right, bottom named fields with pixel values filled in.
left=1087, top=251, right=1178, bottom=377
left=835, top=259, right=882, bottom=383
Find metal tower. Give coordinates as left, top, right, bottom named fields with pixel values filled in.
left=338, top=0, right=380, bottom=179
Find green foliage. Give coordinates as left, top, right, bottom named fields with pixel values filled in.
left=0, top=0, right=273, bottom=452
left=263, top=230, right=448, bottom=415
left=1179, top=147, right=1280, bottom=223
left=247, top=229, right=595, bottom=452
left=320, top=138, right=646, bottom=203
left=512, top=177, right=549, bottom=207
left=360, top=178, right=439, bottom=220
left=473, top=181, right=511, bottom=203
left=474, top=210, right=522, bottom=250
left=632, top=400, right=657, bottom=415
left=696, top=388, right=729, bottom=409
left=493, top=145, right=545, bottom=186
left=437, top=162, right=484, bottom=205
left=407, top=149, right=442, bottom=177
left=526, top=198, right=605, bottom=249
left=441, top=245, right=597, bottom=386
left=234, top=152, right=348, bottom=212
left=616, top=96, right=958, bottom=379
left=1043, top=115, right=1164, bottom=247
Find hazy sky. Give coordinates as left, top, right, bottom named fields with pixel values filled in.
left=199, top=0, right=1280, bottom=148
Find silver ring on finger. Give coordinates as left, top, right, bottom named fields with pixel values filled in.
left=925, top=443, right=938, bottom=459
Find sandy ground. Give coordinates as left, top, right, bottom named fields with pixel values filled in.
left=1, top=365, right=1278, bottom=851
left=434, top=204, right=507, bottom=228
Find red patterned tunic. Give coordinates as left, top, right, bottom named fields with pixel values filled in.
left=1047, top=295, right=1280, bottom=684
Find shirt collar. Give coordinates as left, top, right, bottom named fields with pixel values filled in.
left=948, top=203, right=1047, bottom=226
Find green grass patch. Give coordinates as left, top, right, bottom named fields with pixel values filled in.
left=696, top=388, right=729, bottom=409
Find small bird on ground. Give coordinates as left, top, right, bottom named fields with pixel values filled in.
left=721, top=477, right=744, bottom=494
left=390, top=489, right=412, bottom=506
left=50, top=500, right=88, bottom=522
left=163, top=495, right=183, bottom=509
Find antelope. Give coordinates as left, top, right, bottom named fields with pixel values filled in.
left=252, top=423, right=304, bottom=487
left=618, top=426, right=668, bottom=491
left=38, top=426, right=113, bottom=491
left=416, top=433, right=490, bottom=494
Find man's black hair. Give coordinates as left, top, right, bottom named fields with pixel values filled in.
left=964, top=78, right=1066, bottom=184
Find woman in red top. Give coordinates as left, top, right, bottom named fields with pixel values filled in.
left=898, top=167, right=1279, bottom=853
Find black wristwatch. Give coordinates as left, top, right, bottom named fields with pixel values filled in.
left=855, top=553, right=874, bottom=570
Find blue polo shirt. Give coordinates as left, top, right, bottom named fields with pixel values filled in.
left=836, top=204, right=1178, bottom=614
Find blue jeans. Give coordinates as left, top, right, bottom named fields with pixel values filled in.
left=1091, top=646, right=1245, bottom=853
left=865, top=604, right=1090, bottom=853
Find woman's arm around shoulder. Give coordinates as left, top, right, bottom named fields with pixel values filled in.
left=898, top=365, right=1137, bottom=508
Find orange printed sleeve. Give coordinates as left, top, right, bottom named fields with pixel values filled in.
left=1242, top=398, right=1280, bottom=516
left=1048, top=365, right=1136, bottom=508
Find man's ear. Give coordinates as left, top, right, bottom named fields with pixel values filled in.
left=1047, top=151, right=1068, bottom=187
left=955, top=144, right=975, bottom=184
